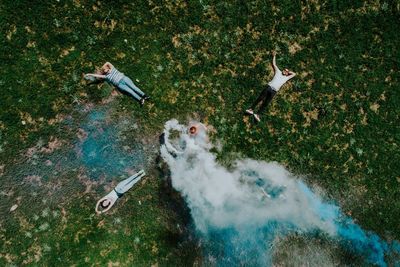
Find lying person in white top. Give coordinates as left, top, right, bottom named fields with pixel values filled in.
left=246, top=52, right=296, bottom=122
left=95, top=170, right=146, bottom=214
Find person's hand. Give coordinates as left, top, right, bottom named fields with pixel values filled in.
left=83, top=73, right=97, bottom=81
left=286, top=70, right=296, bottom=79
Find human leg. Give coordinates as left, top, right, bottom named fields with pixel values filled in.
left=257, top=86, right=277, bottom=114
left=117, top=79, right=142, bottom=101
left=250, top=88, right=268, bottom=110
left=123, top=77, right=146, bottom=98
left=115, top=170, right=145, bottom=194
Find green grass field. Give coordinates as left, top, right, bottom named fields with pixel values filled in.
left=1, top=0, right=399, bottom=265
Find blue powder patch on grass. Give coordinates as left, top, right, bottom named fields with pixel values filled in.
left=77, top=109, right=146, bottom=179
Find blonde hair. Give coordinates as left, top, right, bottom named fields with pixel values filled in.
left=101, top=65, right=110, bottom=74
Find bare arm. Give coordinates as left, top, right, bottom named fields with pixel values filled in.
left=104, top=62, right=113, bottom=70
left=287, top=71, right=297, bottom=80
left=272, top=52, right=279, bottom=72
left=85, top=73, right=106, bottom=79
left=95, top=197, right=117, bottom=214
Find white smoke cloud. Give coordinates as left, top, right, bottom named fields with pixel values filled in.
left=161, top=119, right=336, bottom=235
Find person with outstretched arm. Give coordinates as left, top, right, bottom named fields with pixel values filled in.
left=246, top=52, right=296, bottom=122
left=84, top=62, right=150, bottom=106
left=95, top=170, right=146, bottom=214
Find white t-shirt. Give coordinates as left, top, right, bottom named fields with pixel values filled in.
left=268, top=70, right=295, bottom=91
left=105, top=190, right=119, bottom=201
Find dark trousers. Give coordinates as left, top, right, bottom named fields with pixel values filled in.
left=251, top=86, right=277, bottom=113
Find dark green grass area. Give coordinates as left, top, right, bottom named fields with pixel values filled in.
left=1, top=0, right=400, bottom=265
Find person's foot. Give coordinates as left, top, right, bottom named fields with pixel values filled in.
left=140, top=98, right=145, bottom=106
left=143, top=95, right=150, bottom=101
left=253, top=114, right=260, bottom=122
left=245, top=109, right=254, bottom=115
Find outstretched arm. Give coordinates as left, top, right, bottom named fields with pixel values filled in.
left=272, top=52, right=279, bottom=72
left=85, top=73, right=106, bottom=79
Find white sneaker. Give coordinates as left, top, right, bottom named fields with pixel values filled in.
left=254, top=114, right=260, bottom=122
left=245, top=109, right=254, bottom=115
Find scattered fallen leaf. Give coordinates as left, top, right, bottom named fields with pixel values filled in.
left=47, top=113, right=66, bottom=125
left=110, top=19, right=117, bottom=31
left=40, top=137, right=64, bottom=154
left=25, top=26, right=34, bottom=34
left=73, top=0, right=81, bottom=7
left=6, top=25, right=17, bottom=40
left=343, top=122, right=354, bottom=134
left=19, top=111, right=35, bottom=125
left=116, top=52, right=126, bottom=59
left=302, top=109, right=319, bottom=127
left=369, top=103, right=380, bottom=113
left=26, top=40, right=36, bottom=48
left=361, top=115, right=368, bottom=125
left=77, top=128, right=88, bottom=142
left=289, top=42, right=302, bottom=55
left=24, top=175, right=43, bottom=186
left=108, top=261, right=121, bottom=267
left=60, top=46, right=75, bottom=57
left=172, top=35, right=181, bottom=47
left=166, top=89, right=179, bottom=104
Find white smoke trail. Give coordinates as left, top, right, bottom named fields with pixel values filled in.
left=160, top=119, right=393, bottom=266
left=161, top=119, right=336, bottom=235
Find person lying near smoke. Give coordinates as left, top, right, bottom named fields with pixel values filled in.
left=84, top=62, right=150, bottom=106
left=161, top=121, right=209, bottom=157
left=188, top=122, right=208, bottom=140
left=245, top=52, right=296, bottom=122
left=95, top=170, right=146, bottom=214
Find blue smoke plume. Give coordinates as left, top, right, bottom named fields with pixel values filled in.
left=298, top=181, right=389, bottom=266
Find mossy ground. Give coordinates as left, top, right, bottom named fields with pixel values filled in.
left=1, top=0, right=399, bottom=265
